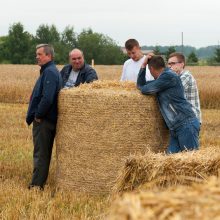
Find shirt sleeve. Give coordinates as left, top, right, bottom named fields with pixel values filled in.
left=120, top=63, right=127, bottom=81
left=180, top=74, right=191, bottom=90
left=145, top=65, right=154, bottom=81
left=137, top=69, right=177, bottom=94
left=85, top=68, right=98, bottom=83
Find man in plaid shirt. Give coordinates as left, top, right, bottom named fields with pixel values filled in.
left=168, top=52, right=201, bottom=123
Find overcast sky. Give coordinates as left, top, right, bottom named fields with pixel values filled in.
left=1, top=0, right=220, bottom=48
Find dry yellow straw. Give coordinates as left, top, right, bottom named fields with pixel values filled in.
left=56, top=81, right=168, bottom=194
left=108, top=176, right=220, bottom=220
left=113, top=147, right=220, bottom=194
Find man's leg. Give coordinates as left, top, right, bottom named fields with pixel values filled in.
left=30, top=120, right=56, bottom=189
left=166, top=130, right=182, bottom=154
left=177, top=119, right=200, bottom=152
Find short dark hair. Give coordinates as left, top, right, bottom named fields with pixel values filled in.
left=125, top=39, right=140, bottom=50
left=36, top=44, right=55, bottom=59
left=169, top=52, right=185, bottom=64
left=148, top=55, right=166, bottom=70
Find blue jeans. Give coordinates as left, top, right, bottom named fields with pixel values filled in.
left=167, top=118, right=200, bottom=154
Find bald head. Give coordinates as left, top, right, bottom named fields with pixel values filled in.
left=69, top=48, right=85, bottom=71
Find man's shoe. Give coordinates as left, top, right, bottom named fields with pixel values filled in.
left=28, top=184, right=44, bottom=191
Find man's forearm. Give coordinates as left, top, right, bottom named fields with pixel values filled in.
left=137, top=67, right=147, bottom=88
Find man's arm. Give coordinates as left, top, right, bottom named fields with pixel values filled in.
left=85, top=67, right=98, bottom=83
left=35, top=71, right=58, bottom=119
left=137, top=70, right=177, bottom=95
left=136, top=54, right=153, bottom=87
left=180, top=73, right=191, bottom=89
left=137, top=67, right=147, bottom=88
left=60, top=65, right=70, bottom=88
left=120, top=63, right=127, bottom=81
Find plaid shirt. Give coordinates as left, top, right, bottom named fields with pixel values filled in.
left=180, top=70, right=202, bottom=123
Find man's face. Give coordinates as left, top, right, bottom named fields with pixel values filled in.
left=167, top=56, right=184, bottom=74
left=36, top=47, right=51, bottom=66
left=69, top=51, right=84, bottom=71
left=126, top=46, right=142, bottom=61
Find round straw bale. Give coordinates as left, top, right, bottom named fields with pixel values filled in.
left=56, top=81, right=169, bottom=194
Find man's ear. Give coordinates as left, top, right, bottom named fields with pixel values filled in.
left=148, top=66, right=153, bottom=72
left=47, top=53, right=52, bottom=60
left=181, top=62, right=185, bottom=68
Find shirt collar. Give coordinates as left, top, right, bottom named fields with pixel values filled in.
left=40, top=61, right=54, bottom=74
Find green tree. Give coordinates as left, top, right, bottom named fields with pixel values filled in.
left=61, top=26, right=77, bottom=48
left=35, top=24, right=66, bottom=64
left=187, top=51, right=198, bottom=65
left=98, top=37, right=126, bottom=64
left=3, top=22, right=33, bottom=64
left=154, top=45, right=160, bottom=55
left=0, top=36, right=9, bottom=63
left=77, top=28, right=125, bottom=64
left=214, top=47, right=220, bottom=63
left=35, top=24, right=60, bottom=44
left=165, top=46, right=176, bottom=61
left=55, top=26, right=77, bottom=64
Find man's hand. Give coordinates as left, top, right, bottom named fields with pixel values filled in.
left=141, top=53, right=154, bottom=68
left=35, top=117, right=42, bottom=123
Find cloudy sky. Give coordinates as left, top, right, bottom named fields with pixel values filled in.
left=1, top=0, right=219, bottom=48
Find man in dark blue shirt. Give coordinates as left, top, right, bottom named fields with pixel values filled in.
left=137, top=55, right=200, bottom=154
left=26, top=44, right=62, bottom=189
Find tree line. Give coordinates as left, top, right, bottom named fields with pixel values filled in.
left=1, top=22, right=220, bottom=65
left=0, top=22, right=127, bottom=65
left=143, top=45, right=220, bottom=65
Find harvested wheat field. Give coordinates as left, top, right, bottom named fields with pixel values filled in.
left=56, top=81, right=169, bottom=194
left=113, top=147, right=220, bottom=194
left=0, top=103, right=109, bottom=220
left=0, top=65, right=220, bottom=108
left=0, top=64, right=220, bottom=219
left=108, top=176, right=220, bottom=220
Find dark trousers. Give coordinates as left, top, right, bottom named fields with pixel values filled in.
left=30, top=120, right=56, bottom=188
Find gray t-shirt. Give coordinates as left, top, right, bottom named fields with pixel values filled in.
left=64, top=70, right=79, bottom=88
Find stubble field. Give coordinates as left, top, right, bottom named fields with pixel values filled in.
left=0, top=65, right=220, bottom=219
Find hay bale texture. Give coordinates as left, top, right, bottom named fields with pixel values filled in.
left=108, top=176, right=220, bottom=220
left=56, top=81, right=169, bottom=194
left=113, top=147, right=220, bottom=194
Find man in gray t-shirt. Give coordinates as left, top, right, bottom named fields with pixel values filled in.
left=64, top=69, right=79, bottom=88
left=60, top=48, right=98, bottom=88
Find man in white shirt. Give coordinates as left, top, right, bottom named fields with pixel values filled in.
left=120, top=39, right=154, bottom=82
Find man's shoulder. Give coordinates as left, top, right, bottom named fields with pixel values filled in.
left=123, top=58, right=133, bottom=66
left=181, top=70, right=195, bottom=80
left=82, top=63, right=96, bottom=72
left=182, top=70, right=192, bottom=75
left=84, top=63, right=93, bottom=69
left=124, top=56, right=145, bottom=65
left=61, top=64, right=72, bottom=72
left=44, top=62, right=59, bottom=74
left=163, top=68, right=176, bottom=76
left=160, top=68, right=179, bottom=82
